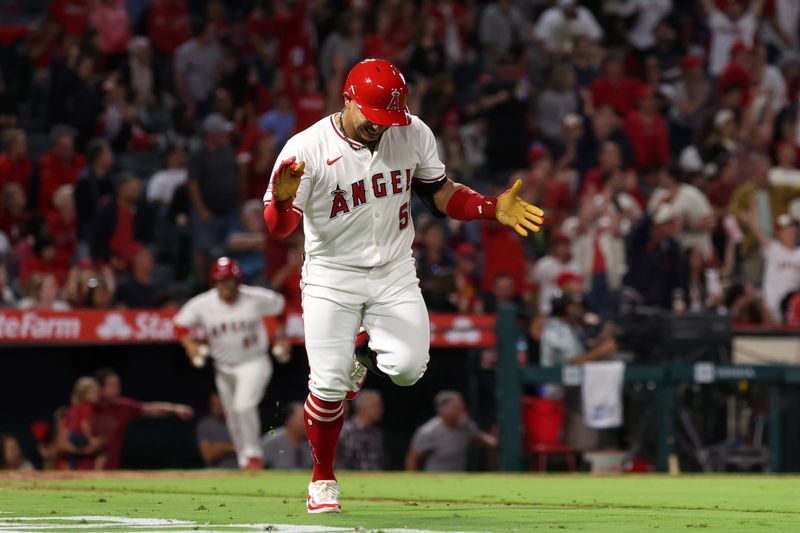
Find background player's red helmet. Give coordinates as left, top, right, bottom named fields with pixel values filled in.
left=344, top=58, right=411, bottom=127
left=210, top=257, right=241, bottom=283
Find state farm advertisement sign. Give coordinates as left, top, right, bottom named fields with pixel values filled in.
left=0, top=310, right=496, bottom=347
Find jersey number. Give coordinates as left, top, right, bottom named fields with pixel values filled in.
left=399, top=202, right=409, bottom=230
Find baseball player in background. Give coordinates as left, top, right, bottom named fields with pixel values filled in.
left=263, top=58, right=544, bottom=512
left=174, top=257, right=286, bottom=469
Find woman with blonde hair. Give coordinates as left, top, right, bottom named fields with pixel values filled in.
left=57, top=377, right=106, bottom=470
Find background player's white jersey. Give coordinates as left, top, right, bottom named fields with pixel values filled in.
left=264, top=114, right=446, bottom=269
left=174, top=285, right=285, bottom=366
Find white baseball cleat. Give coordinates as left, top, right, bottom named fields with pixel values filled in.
left=307, top=480, right=341, bottom=513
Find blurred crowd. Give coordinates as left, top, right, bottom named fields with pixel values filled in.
left=0, top=0, right=799, bottom=332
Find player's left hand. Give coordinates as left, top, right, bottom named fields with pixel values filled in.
left=495, top=179, right=544, bottom=237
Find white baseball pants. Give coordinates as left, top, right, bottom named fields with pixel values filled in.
left=301, top=255, right=430, bottom=402
left=213, top=356, right=272, bottom=466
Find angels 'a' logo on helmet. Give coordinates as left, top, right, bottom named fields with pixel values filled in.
left=387, top=88, right=400, bottom=111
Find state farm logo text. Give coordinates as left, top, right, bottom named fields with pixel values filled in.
left=96, top=312, right=174, bottom=341
left=0, top=312, right=81, bottom=340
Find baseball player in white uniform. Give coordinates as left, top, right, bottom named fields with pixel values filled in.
left=174, top=257, right=285, bottom=469
left=263, top=58, right=544, bottom=512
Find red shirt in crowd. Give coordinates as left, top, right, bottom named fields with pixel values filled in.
left=46, top=210, right=77, bottom=267
left=38, top=151, right=85, bottom=213
left=589, top=76, right=644, bottom=116
left=625, top=110, right=670, bottom=171
left=248, top=0, right=314, bottom=70
left=48, top=0, right=89, bottom=36
left=0, top=154, right=33, bottom=196
left=93, top=397, right=143, bottom=470
left=480, top=223, right=527, bottom=295
left=147, top=0, right=191, bottom=56
left=89, top=0, right=132, bottom=55
left=110, top=204, right=142, bottom=264
left=56, top=401, right=96, bottom=470
left=293, top=92, right=325, bottom=133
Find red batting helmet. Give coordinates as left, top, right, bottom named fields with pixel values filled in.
left=344, top=58, right=411, bottom=127
left=210, top=257, right=241, bottom=282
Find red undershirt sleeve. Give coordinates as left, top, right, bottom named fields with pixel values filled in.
left=264, top=197, right=303, bottom=238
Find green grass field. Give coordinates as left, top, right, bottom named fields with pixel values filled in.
left=1, top=471, right=799, bottom=532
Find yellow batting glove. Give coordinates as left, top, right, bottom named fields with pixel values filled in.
left=495, top=179, right=544, bottom=237
left=271, top=156, right=305, bottom=202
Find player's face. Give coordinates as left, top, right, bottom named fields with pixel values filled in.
left=344, top=95, right=390, bottom=144
left=216, top=278, right=240, bottom=302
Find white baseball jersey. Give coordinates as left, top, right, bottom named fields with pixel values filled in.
left=762, top=241, right=800, bottom=321
left=264, top=114, right=446, bottom=270
left=174, top=285, right=285, bottom=366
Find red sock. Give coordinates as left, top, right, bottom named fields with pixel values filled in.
left=304, top=394, right=344, bottom=481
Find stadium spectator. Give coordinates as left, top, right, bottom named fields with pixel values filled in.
left=532, top=0, right=603, bottom=56
left=89, top=173, right=150, bottom=268
left=50, top=53, right=103, bottom=150
left=625, top=86, right=671, bottom=171
left=261, top=402, right=312, bottom=470
left=75, top=138, right=116, bottom=247
left=37, top=126, right=85, bottom=214
left=89, top=0, right=132, bottom=60
left=589, top=54, right=644, bottom=117
left=763, top=0, right=800, bottom=54
left=258, top=91, right=295, bottom=148
left=416, top=224, right=455, bottom=311
left=196, top=392, right=237, bottom=469
left=115, top=248, right=161, bottom=308
left=188, top=113, right=240, bottom=285
left=226, top=200, right=266, bottom=285
left=319, top=12, right=364, bottom=84
left=769, top=141, right=800, bottom=187
left=174, top=22, right=222, bottom=117
left=147, top=0, right=192, bottom=59
left=703, top=0, right=764, bottom=77
left=540, top=293, right=619, bottom=450
left=20, top=236, right=69, bottom=287
left=18, top=272, right=70, bottom=311
left=406, top=390, right=496, bottom=472
left=0, top=182, right=31, bottom=245
left=45, top=185, right=78, bottom=270
left=740, top=211, right=800, bottom=322
left=0, top=434, right=34, bottom=470
left=64, top=260, right=115, bottom=308
left=532, top=232, right=579, bottom=315
left=682, top=246, right=724, bottom=312
left=58, top=376, right=106, bottom=470
left=0, top=264, right=17, bottom=307
left=536, top=64, right=579, bottom=147
left=448, top=243, right=483, bottom=314
left=616, top=0, right=674, bottom=52
left=669, top=55, right=711, bottom=152
left=624, top=203, right=686, bottom=310
left=648, top=165, right=715, bottom=259
left=92, top=367, right=193, bottom=470
left=0, top=129, right=32, bottom=198
left=337, top=390, right=385, bottom=471
left=479, top=0, right=524, bottom=61
left=147, top=145, right=188, bottom=208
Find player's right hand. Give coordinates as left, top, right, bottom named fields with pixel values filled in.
left=271, top=156, right=305, bottom=202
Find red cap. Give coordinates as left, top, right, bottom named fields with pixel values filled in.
left=556, top=271, right=584, bottom=287
left=344, top=58, right=411, bottom=127
left=527, top=144, right=550, bottom=166
left=730, top=40, right=751, bottom=56
left=210, top=257, right=242, bottom=282
left=550, top=231, right=571, bottom=245
left=680, top=54, right=704, bottom=71
left=456, top=242, right=477, bottom=258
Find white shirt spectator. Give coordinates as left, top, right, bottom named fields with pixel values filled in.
left=617, top=0, right=673, bottom=51
left=533, top=5, right=603, bottom=54
left=532, top=257, right=579, bottom=314
left=769, top=166, right=800, bottom=188
left=147, top=168, right=188, bottom=205
left=761, top=0, right=800, bottom=52
left=649, top=184, right=715, bottom=259
left=762, top=240, right=800, bottom=322
left=174, top=38, right=222, bottom=103
left=707, top=9, right=758, bottom=76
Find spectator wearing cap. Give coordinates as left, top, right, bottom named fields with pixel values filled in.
left=188, top=113, right=240, bottom=285
left=37, top=127, right=86, bottom=214
left=532, top=0, right=603, bottom=56
left=702, top=0, right=764, bottom=77
left=740, top=210, right=800, bottom=322
left=729, top=155, right=800, bottom=284
left=174, top=22, right=222, bottom=117
left=90, top=173, right=152, bottom=269
left=539, top=292, right=618, bottom=450
left=532, top=232, right=579, bottom=315
left=75, top=138, right=116, bottom=248
left=669, top=55, right=711, bottom=152
left=624, top=203, right=686, bottom=310
left=588, top=54, right=644, bottom=117
left=0, top=129, right=32, bottom=199
left=565, top=168, right=641, bottom=316
left=648, top=165, right=715, bottom=260
left=625, top=86, right=671, bottom=172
